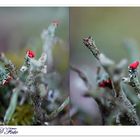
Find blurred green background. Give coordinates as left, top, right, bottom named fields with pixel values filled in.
left=70, top=7, right=140, bottom=65
left=0, top=7, right=69, bottom=68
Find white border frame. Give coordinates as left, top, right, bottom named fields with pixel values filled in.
left=0, top=0, right=140, bottom=6
left=0, top=126, right=140, bottom=136
left=0, top=1, right=140, bottom=137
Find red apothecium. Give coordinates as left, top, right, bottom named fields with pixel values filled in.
left=98, top=79, right=112, bottom=89
left=26, top=50, right=35, bottom=58
left=129, top=61, right=139, bottom=70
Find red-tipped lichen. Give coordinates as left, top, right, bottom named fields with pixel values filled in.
left=129, top=61, right=139, bottom=70
left=52, top=20, right=59, bottom=27
left=26, top=50, right=35, bottom=58
left=98, top=79, right=112, bottom=89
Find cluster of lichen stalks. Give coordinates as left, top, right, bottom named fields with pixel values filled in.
left=83, top=36, right=140, bottom=125
left=0, top=21, right=69, bottom=125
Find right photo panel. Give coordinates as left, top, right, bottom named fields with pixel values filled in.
left=70, top=7, right=140, bottom=125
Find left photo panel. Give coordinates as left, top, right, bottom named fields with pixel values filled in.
left=0, top=7, right=69, bottom=125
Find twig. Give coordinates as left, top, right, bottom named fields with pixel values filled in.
left=70, top=65, right=92, bottom=89
left=31, top=94, right=47, bottom=124
left=4, top=88, right=19, bottom=124
left=47, top=97, right=69, bottom=121
left=117, top=83, right=140, bottom=125
left=115, top=112, right=121, bottom=125
left=83, top=36, right=117, bottom=97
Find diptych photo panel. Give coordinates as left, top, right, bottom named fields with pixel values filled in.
left=0, top=7, right=69, bottom=125
left=1, top=7, right=140, bottom=126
